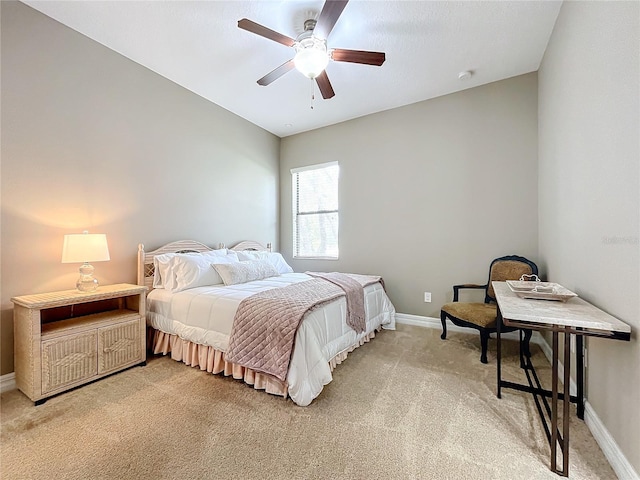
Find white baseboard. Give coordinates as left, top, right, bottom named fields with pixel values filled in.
left=0, top=372, right=16, bottom=393
left=584, top=401, right=640, bottom=480
left=395, top=312, right=544, bottom=344
left=395, top=312, right=441, bottom=328
left=398, top=312, right=637, bottom=480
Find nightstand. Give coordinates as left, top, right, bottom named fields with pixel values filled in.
left=12, top=283, right=147, bottom=405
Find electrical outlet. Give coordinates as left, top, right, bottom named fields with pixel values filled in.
left=424, top=292, right=432, bottom=302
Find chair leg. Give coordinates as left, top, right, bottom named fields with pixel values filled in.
left=479, top=330, right=489, bottom=364
left=440, top=311, right=447, bottom=340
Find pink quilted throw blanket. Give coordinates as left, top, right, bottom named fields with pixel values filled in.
left=225, top=273, right=385, bottom=382
left=306, top=272, right=368, bottom=334
left=225, top=278, right=344, bottom=381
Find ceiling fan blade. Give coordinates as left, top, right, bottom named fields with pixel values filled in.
left=331, top=49, right=386, bottom=66
left=257, top=59, right=295, bottom=86
left=238, top=18, right=295, bottom=47
left=314, top=0, right=349, bottom=39
left=315, top=71, right=335, bottom=99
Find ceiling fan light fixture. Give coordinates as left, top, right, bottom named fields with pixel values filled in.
left=293, top=37, right=329, bottom=79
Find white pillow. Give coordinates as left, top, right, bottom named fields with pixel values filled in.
left=212, top=260, right=279, bottom=286
left=235, top=251, right=293, bottom=274
left=170, top=253, right=239, bottom=293
left=152, top=249, right=233, bottom=290
left=153, top=253, right=179, bottom=290
left=202, top=250, right=239, bottom=262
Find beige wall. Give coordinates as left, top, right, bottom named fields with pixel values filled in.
left=0, top=2, right=280, bottom=375
left=280, top=73, right=539, bottom=317
left=538, top=0, right=640, bottom=474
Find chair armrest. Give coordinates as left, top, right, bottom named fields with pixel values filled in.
left=452, top=284, right=487, bottom=302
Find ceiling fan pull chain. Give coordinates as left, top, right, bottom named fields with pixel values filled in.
left=310, top=78, right=315, bottom=110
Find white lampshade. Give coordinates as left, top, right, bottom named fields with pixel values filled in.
left=61, top=231, right=110, bottom=292
left=62, top=232, right=110, bottom=263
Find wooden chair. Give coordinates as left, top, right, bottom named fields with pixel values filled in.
left=440, top=255, right=538, bottom=363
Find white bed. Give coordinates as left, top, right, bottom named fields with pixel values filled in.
left=138, top=240, right=396, bottom=406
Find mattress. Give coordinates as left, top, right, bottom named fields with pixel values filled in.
left=146, top=272, right=396, bottom=405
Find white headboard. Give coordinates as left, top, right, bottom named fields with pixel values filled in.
left=229, top=240, right=271, bottom=252
left=137, top=240, right=272, bottom=293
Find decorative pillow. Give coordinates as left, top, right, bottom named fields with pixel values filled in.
left=170, top=252, right=239, bottom=293
left=235, top=251, right=293, bottom=274
left=212, top=260, right=279, bottom=286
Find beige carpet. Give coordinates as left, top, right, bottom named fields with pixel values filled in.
left=1, top=325, right=616, bottom=479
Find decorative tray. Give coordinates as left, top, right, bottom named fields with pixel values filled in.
left=506, top=281, right=578, bottom=302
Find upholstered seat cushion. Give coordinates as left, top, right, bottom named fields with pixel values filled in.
left=441, top=302, right=497, bottom=328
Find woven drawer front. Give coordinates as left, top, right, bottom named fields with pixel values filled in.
left=98, top=319, right=142, bottom=374
left=42, top=332, right=97, bottom=394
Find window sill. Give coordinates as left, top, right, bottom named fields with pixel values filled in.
left=293, top=256, right=339, bottom=261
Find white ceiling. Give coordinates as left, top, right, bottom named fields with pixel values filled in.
left=22, top=0, right=562, bottom=138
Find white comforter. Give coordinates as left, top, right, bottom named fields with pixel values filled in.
left=146, top=272, right=396, bottom=406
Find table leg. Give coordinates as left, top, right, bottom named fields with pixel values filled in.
left=496, top=307, right=503, bottom=399
left=576, top=334, right=584, bottom=419
left=551, top=331, right=559, bottom=472
left=562, top=328, right=571, bottom=476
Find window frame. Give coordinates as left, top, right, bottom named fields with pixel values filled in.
left=291, top=161, right=339, bottom=260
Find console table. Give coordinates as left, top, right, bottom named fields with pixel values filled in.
left=492, top=281, right=631, bottom=477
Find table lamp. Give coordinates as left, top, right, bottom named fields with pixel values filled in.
left=61, top=231, right=110, bottom=292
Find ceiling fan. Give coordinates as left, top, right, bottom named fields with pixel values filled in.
left=238, top=0, right=385, bottom=100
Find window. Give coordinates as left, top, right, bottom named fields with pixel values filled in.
left=292, top=162, right=339, bottom=259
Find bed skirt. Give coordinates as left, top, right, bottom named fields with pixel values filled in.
left=148, top=327, right=379, bottom=402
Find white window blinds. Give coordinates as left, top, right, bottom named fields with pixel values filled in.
left=291, top=162, right=339, bottom=259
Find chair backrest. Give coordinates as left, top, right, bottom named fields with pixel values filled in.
left=485, top=255, right=538, bottom=302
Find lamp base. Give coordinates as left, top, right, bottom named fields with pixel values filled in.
left=76, top=263, right=99, bottom=292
